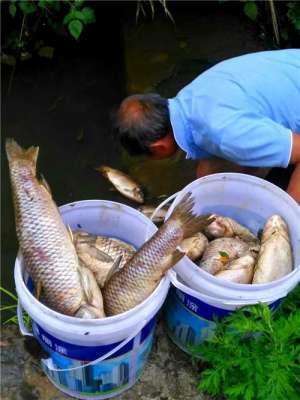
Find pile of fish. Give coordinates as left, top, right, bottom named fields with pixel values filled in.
left=6, top=139, right=213, bottom=319
left=183, top=214, right=293, bottom=285
left=6, top=138, right=294, bottom=320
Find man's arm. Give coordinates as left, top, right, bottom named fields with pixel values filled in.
left=287, top=133, right=300, bottom=204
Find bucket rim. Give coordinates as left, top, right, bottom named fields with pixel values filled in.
left=168, top=270, right=283, bottom=305
left=167, top=172, right=300, bottom=213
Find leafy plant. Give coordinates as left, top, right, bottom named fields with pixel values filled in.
left=0, top=286, right=31, bottom=328
left=8, top=0, right=96, bottom=41
left=191, top=285, right=300, bottom=400
left=242, top=0, right=300, bottom=46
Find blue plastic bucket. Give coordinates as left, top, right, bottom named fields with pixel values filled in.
left=161, top=173, right=300, bottom=354
left=15, top=200, right=170, bottom=399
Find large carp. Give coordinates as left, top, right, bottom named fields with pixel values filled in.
left=103, top=193, right=214, bottom=315
left=6, top=138, right=104, bottom=318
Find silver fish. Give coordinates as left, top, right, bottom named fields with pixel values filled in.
left=6, top=138, right=104, bottom=318
left=73, top=231, right=135, bottom=287
left=199, top=237, right=254, bottom=275
left=138, top=205, right=169, bottom=224
left=96, top=165, right=144, bottom=204
left=180, top=232, right=208, bottom=261
left=252, top=215, right=293, bottom=283
left=103, top=192, right=214, bottom=315
left=205, top=215, right=258, bottom=243
left=214, top=254, right=256, bottom=283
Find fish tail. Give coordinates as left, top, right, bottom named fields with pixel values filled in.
left=168, top=192, right=215, bottom=239
left=6, top=138, right=39, bottom=172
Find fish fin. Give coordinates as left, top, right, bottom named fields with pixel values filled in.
left=39, top=174, right=52, bottom=195
left=162, top=249, right=185, bottom=273
left=36, top=280, right=43, bottom=300
left=168, top=192, right=215, bottom=239
left=66, top=225, right=74, bottom=243
left=5, top=138, right=39, bottom=172
left=90, top=246, right=114, bottom=262
left=104, top=255, right=123, bottom=284
left=78, top=267, right=95, bottom=304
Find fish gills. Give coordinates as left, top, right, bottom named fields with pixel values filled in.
left=252, top=215, right=293, bottom=284
left=6, top=139, right=103, bottom=318
left=103, top=192, right=214, bottom=315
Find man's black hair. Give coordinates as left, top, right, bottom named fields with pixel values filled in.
left=112, top=93, right=171, bottom=156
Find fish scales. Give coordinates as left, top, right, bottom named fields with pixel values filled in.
left=103, top=193, right=214, bottom=315
left=6, top=139, right=103, bottom=317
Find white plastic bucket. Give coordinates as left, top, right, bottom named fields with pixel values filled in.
left=162, top=173, right=300, bottom=353
left=15, top=200, right=170, bottom=399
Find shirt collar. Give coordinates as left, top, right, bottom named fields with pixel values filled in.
left=168, top=98, right=196, bottom=159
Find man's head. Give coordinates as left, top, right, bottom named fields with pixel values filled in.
left=113, top=93, right=178, bottom=159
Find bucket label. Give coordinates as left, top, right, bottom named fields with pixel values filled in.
left=163, top=287, right=233, bottom=354
left=32, top=316, right=156, bottom=362
left=42, top=330, right=154, bottom=397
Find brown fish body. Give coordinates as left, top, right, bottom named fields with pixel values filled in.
left=73, top=231, right=135, bottom=287
left=252, top=215, right=293, bottom=283
left=180, top=232, right=209, bottom=261
left=6, top=139, right=104, bottom=318
left=199, top=237, right=254, bottom=275
left=138, top=205, right=169, bottom=224
left=96, top=166, right=144, bottom=204
left=205, top=215, right=258, bottom=243
left=103, top=193, right=214, bottom=315
left=214, top=254, right=256, bottom=283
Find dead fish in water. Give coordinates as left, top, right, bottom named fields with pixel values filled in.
left=199, top=237, right=256, bottom=275
left=252, top=215, right=293, bottom=284
left=95, top=166, right=144, bottom=204
left=6, top=138, right=104, bottom=318
left=138, top=205, right=169, bottom=224
left=73, top=231, right=135, bottom=287
left=180, top=232, right=208, bottom=261
left=103, top=192, right=215, bottom=315
left=205, top=215, right=258, bottom=243
left=214, top=254, right=256, bottom=283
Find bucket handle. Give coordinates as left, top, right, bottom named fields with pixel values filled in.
left=41, top=317, right=149, bottom=372
left=17, top=300, right=34, bottom=337
left=144, top=191, right=180, bottom=241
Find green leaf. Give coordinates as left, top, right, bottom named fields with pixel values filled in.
left=244, top=1, right=258, bottom=22
left=81, top=7, right=96, bottom=24
left=19, top=1, right=37, bottom=15
left=219, top=251, right=229, bottom=257
left=63, top=9, right=84, bottom=25
left=68, top=19, right=83, bottom=40
left=9, top=3, right=17, bottom=17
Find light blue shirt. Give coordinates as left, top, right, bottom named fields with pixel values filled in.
left=168, top=49, right=300, bottom=167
